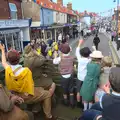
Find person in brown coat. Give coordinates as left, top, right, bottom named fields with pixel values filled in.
left=23, top=45, right=56, bottom=96
left=0, top=84, right=29, bottom=120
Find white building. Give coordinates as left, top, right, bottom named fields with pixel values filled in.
left=53, top=11, right=67, bottom=24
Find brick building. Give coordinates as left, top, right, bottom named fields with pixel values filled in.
left=0, top=0, right=22, bottom=19
left=0, top=0, right=30, bottom=52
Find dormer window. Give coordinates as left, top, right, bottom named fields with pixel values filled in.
left=9, top=3, right=17, bottom=19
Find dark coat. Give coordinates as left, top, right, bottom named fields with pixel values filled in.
left=93, top=36, right=100, bottom=45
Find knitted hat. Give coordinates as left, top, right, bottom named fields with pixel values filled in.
left=7, top=50, right=20, bottom=65
left=60, top=43, right=70, bottom=54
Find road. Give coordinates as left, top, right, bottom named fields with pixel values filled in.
left=70, top=33, right=111, bottom=57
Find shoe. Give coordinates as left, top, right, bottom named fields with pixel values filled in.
left=77, top=102, right=84, bottom=109
left=45, top=116, right=58, bottom=120
left=62, top=99, right=69, bottom=106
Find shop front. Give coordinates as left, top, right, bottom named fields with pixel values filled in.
left=0, top=20, right=30, bottom=52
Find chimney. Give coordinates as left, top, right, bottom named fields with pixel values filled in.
left=67, top=2, right=72, bottom=10
left=57, top=0, right=63, bottom=5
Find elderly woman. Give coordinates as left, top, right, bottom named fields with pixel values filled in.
left=0, top=44, right=56, bottom=120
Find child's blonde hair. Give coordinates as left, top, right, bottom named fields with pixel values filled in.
left=102, top=56, right=112, bottom=67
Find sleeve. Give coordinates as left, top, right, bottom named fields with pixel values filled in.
left=53, top=57, right=61, bottom=65
left=33, top=55, right=46, bottom=67
left=0, top=86, right=14, bottom=112
left=75, top=47, right=81, bottom=61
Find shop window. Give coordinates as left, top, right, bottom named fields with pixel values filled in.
left=9, top=3, right=17, bottom=19
left=0, top=32, right=22, bottom=52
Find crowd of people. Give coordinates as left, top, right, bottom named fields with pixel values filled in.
left=0, top=33, right=120, bottom=120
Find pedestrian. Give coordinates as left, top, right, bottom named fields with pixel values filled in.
left=80, top=50, right=103, bottom=111
left=75, top=39, right=91, bottom=107
left=81, top=30, right=84, bottom=37
left=93, top=34, right=100, bottom=50
left=117, top=33, right=120, bottom=51
left=58, top=33, right=62, bottom=44
left=111, top=31, right=115, bottom=41
left=53, top=43, right=75, bottom=108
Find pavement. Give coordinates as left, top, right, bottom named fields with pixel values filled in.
left=104, top=32, right=120, bottom=64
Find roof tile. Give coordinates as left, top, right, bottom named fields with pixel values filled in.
left=36, top=0, right=74, bottom=15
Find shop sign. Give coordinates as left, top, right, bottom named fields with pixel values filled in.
left=0, top=20, right=29, bottom=29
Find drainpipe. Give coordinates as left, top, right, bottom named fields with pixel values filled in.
left=21, top=0, right=24, bottom=19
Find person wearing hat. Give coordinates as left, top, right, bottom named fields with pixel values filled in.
left=0, top=44, right=57, bottom=120
left=75, top=39, right=91, bottom=108
left=80, top=49, right=103, bottom=111
left=53, top=43, right=75, bottom=108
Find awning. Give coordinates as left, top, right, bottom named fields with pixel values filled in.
left=31, top=22, right=41, bottom=27
left=0, top=29, right=20, bottom=34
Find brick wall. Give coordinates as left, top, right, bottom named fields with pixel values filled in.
left=9, top=0, right=22, bottom=19
left=0, top=0, right=22, bottom=20
left=0, top=0, right=10, bottom=19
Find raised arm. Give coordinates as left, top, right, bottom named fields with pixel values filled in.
left=0, top=44, right=9, bottom=69
left=75, top=39, right=83, bottom=61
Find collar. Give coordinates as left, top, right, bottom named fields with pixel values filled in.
left=62, top=53, right=70, bottom=56
left=112, top=91, right=120, bottom=96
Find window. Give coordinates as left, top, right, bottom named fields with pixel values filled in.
left=9, top=3, right=17, bottom=19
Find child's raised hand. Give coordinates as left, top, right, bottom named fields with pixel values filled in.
left=78, top=39, right=84, bottom=47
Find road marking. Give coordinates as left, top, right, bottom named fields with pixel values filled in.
left=109, top=40, right=119, bottom=64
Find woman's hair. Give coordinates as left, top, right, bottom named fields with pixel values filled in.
left=109, top=67, right=120, bottom=93
left=7, top=50, right=20, bottom=65
left=80, top=47, right=91, bottom=58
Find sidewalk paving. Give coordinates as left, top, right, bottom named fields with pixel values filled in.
left=105, top=32, right=120, bottom=64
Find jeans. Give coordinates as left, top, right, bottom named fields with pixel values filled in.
left=79, top=109, right=102, bottom=120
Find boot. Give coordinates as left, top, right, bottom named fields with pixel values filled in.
left=69, top=95, right=75, bottom=109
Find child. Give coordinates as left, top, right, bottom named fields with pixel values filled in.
left=75, top=40, right=91, bottom=107
left=80, top=50, right=103, bottom=111
left=82, top=66, right=120, bottom=120
left=95, top=56, right=112, bottom=102
left=53, top=43, right=75, bottom=108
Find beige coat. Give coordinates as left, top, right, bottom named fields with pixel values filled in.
left=0, top=84, right=29, bottom=120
